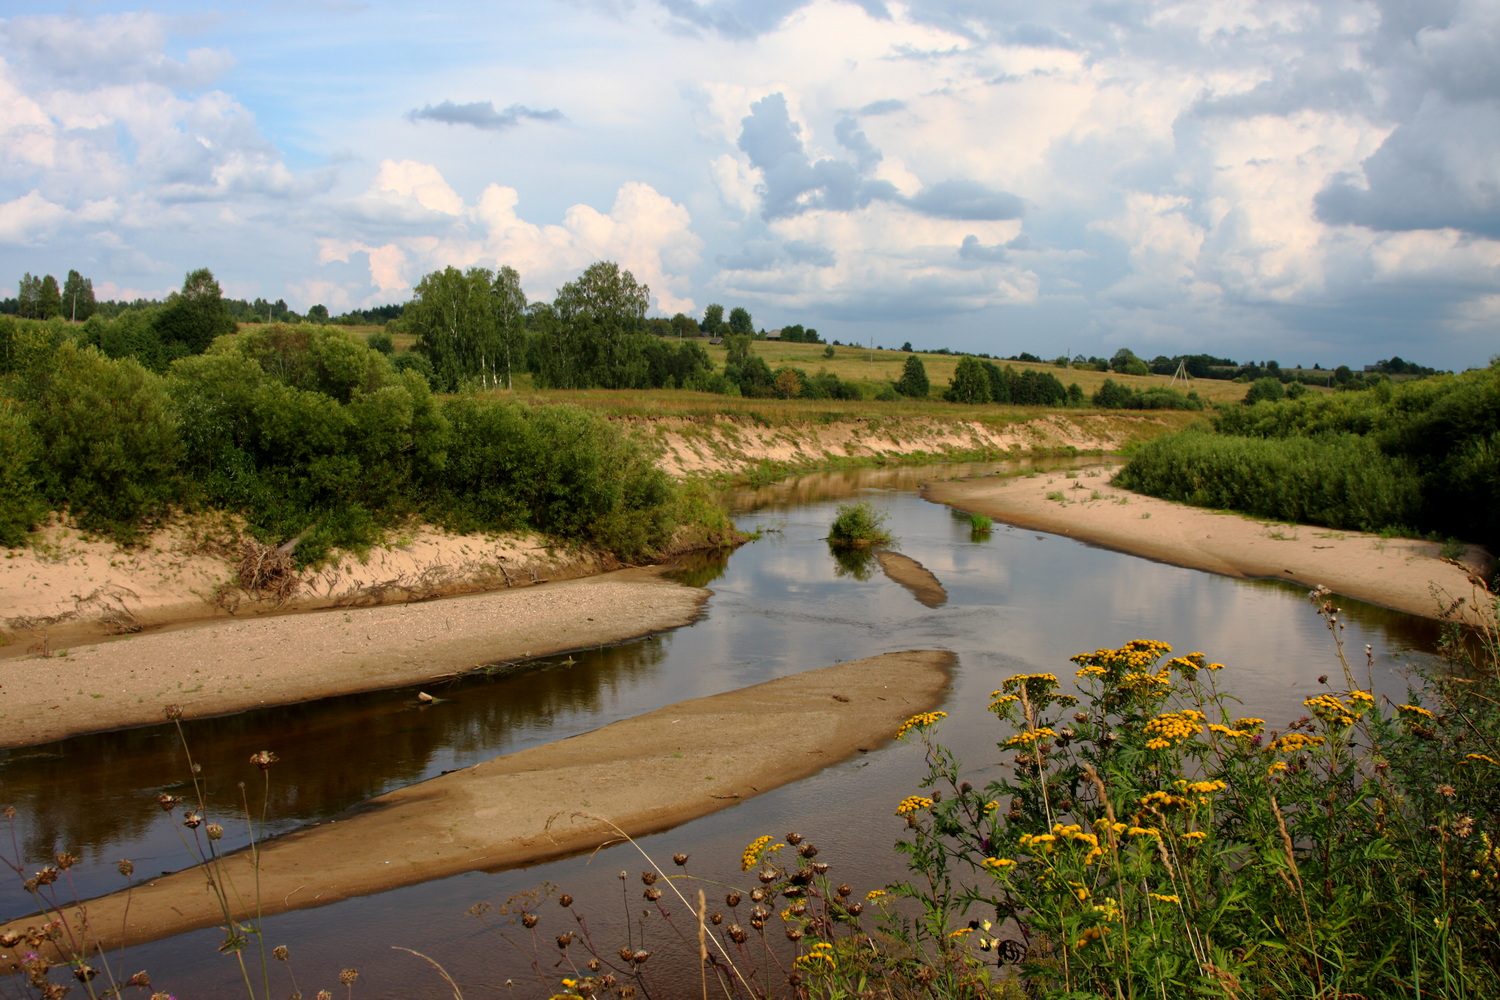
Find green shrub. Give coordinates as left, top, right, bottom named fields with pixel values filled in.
left=969, top=512, right=993, bottom=533
left=0, top=401, right=46, bottom=545
left=827, top=500, right=892, bottom=548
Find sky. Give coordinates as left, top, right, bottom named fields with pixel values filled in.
left=1, top=0, right=1498, bottom=370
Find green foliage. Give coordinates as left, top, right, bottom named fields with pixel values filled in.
left=968, top=512, right=992, bottom=533
left=889, top=622, right=1500, bottom=999
left=531, top=261, right=655, bottom=390
left=365, top=331, right=394, bottom=355
left=0, top=400, right=46, bottom=545
left=1116, top=427, right=1420, bottom=533
left=1137, top=362, right=1500, bottom=549
left=945, top=356, right=992, bottom=404
left=434, top=397, right=675, bottom=559
left=60, top=269, right=96, bottom=322
left=896, top=354, right=931, bottom=398
left=1091, top=378, right=1204, bottom=411
left=154, top=268, right=237, bottom=357
left=827, top=500, right=892, bottom=548
left=18, top=342, right=183, bottom=534
left=407, top=265, right=504, bottom=391
left=1243, top=376, right=1286, bottom=404
left=727, top=305, right=754, bottom=339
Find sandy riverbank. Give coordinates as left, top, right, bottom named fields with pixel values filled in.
left=0, top=566, right=708, bottom=747
left=2, top=649, right=953, bottom=954
left=926, top=465, right=1496, bottom=625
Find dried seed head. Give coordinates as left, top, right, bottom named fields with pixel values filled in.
left=164, top=704, right=183, bottom=721
left=35, top=866, right=60, bottom=886
left=811, top=862, right=829, bottom=874
left=338, top=969, right=359, bottom=986
left=157, top=793, right=181, bottom=812
left=797, top=843, right=818, bottom=858
left=785, top=927, right=803, bottom=941
left=182, top=811, right=203, bottom=829
left=725, top=891, right=742, bottom=907
left=73, top=963, right=98, bottom=982
left=789, top=900, right=807, bottom=916
left=249, top=750, right=279, bottom=771
left=206, top=823, right=224, bottom=840
left=836, top=884, right=851, bottom=897
left=618, top=946, right=635, bottom=963
left=847, top=903, right=863, bottom=916
left=710, top=912, right=723, bottom=925
left=117, top=859, right=135, bottom=878
left=558, top=894, right=573, bottom=908
left=751, top=905, right=770, bottom=921
left=631, top=950, right=650, bottom=965
left=786, top=832, right=803, bottom=845
left=317, top=991, right=333, bottom=1000
left=644, top=886, right=663, bottom=901
left=749, top=888, right=766, bottom=902
left=125, top=971, right=151, bottom=988
left=54, top=852, right=77, bottom=870
left=757, top=867, right=777, bottom=884
left=556, top=932, right=574, bottom=948
left=749, top=916, right=765, bottom=930
left=274, top=945, right=289, bottom=962
left=727, top=924, right=748, bottom=944
left=521, top=913, right=539, bottom=929
left=673, top=853, right=689, bottom=866
left=587, top=959, right=601, bottom=972
left=640, top=870, right=657, bottom=885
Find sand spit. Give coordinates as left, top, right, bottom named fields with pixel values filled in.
left=0, top=567, right=708, bottom=748
left=3, top=649, right=954, bottom=954
left=925, top=467, right=1496, bottom=625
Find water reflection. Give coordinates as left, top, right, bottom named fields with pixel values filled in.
left=1, top=460, right=1448, bottom=995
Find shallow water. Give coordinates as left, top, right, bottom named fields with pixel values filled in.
left=0, top=462, right=1442, bottom=996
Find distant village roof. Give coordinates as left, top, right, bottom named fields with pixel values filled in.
left=765, top=328, right=782, bottom=340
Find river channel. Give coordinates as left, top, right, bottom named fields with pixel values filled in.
left=0, top=462, right=1442, bottom=997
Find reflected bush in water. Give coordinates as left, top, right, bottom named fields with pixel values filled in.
left=828, top=543, right=877, bottom=581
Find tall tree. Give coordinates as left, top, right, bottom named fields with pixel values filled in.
left=895, top=354, right=930, bottom=398
left=407, top=266, right=497, bottom=391
left=16, top=274, right=40, bottom=319
left=727, top=306, right=754, bottom=339
left=670, top=312, right=697, bottom=339
left=553, top=261, right=650, bottom=389
left=155, top=268, right=237, bottom=356
left=62, top=270, right=96, bottom=322
left=701, top=303, right=724, bottom=336
left=37, top=275, right=62, bottom=319
left=490, top=265, right=527, bottom=390
left=945, top=355, right=992, bottom=404
left=306, top=304, right=330, bottom=324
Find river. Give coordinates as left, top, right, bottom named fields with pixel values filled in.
left=0, top=462, right=1441, bottom=997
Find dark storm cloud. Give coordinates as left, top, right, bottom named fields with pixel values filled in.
left=407, top=100, right=564, bottom=131
left=738, top=93, right=1022, bottom=223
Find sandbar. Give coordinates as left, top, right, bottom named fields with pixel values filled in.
left=925, top=466, right=1495, bottom=625
left=0, top=567, right=708, bottom=748
left=3, top=649, right=953, bottom=953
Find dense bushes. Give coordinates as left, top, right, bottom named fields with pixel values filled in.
left=1120, top=362, right=1500, bottom=547
left=1091, top=378, right=1204, bottom=411
left=0, top=325, right=683, bottom=562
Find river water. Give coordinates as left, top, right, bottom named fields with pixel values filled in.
left=0, top=462, right=1441, bottom=997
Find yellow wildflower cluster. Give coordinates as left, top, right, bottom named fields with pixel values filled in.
left=741, top=835, right=773, bottom=871
left=1127, top=826, right=1162, bottom=839
left=1018, top=832, right=1058, bottom=852
left=983, top=856, right=1017, bottom=869
left=1398, top=703, right=1434, bottom=719
left=865, top=889, right=888, bottom=901
left=983, top=800, right=1000, bottom=814
left=1046, top=822, right=1106, bottom=864
left=998, top=673, right=1061, bottom=702
left=1165, top=651, right=1223, bottom=677
left=1270, top=733, right=1326, bottom=754
left=988, top=692, right=1020, bottom=712
left=894, top=710, right=947, bottom=740
left=1144, top=709, right=1205, bottom=749
left=1177, top=779, right=1227, bottom=794
left=895, top=795, right=934, bottom=816
left=1467, top=753, right=1498, bottom=765
left=1180, top=831, right=1208, bottom=841
left=1140, top=789, right=1190, bottom=810
left=795, top=942, right=835, bottom=969
left=1233, top=717, right=1265, bottom=732
left=1149, top=892, right=1182, bottom=904
left=1305, top=693, right=1362, bottom=728
left=1075, top=664, right=1107, bottom=679
left=1004, top=727, right=1058, bottom=747
left=1207, top=723, right=1254, bottom=739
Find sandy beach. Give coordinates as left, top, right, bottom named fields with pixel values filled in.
left=925, top=465, right=1496, bottom=625
left=2, top=649, right=953, bottom=954
left=0, top=566, right=708, bottom=747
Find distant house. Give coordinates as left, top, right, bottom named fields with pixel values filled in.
left=765, top=328, right=782, bottom=340
left=709, top=336, right=725, bottom=346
